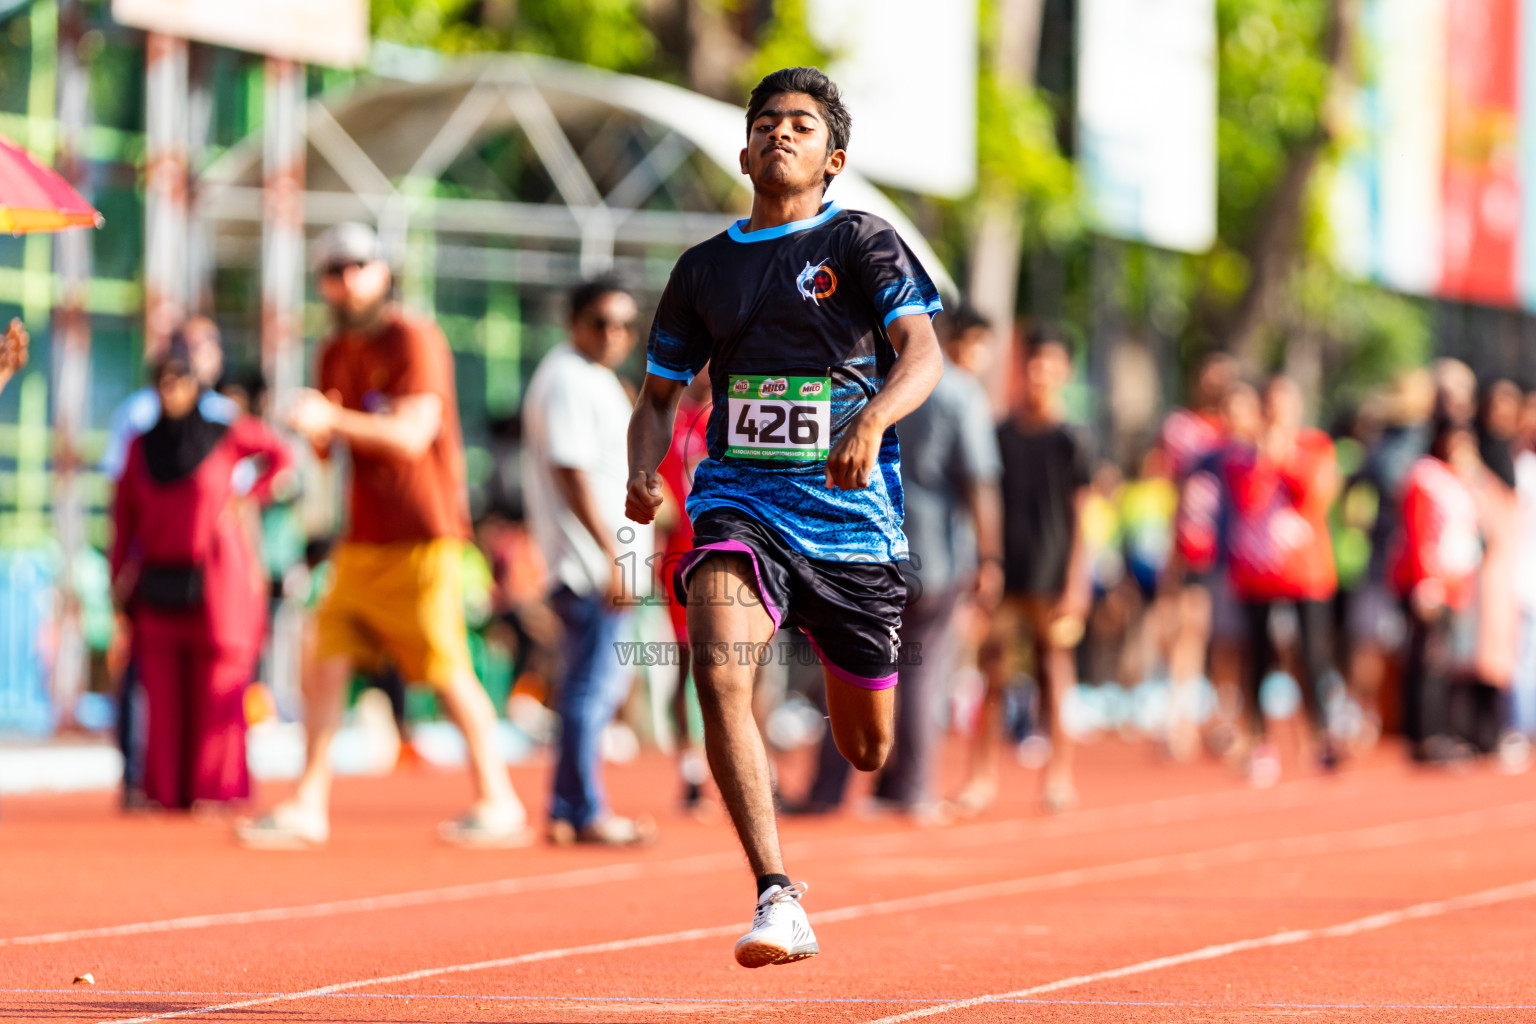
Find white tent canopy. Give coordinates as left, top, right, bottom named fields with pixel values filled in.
left=198, top=50, right=956, bottom=298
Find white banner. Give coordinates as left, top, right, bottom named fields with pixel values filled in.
left=1078, top=0, right=1216, bottom=252
left=113, top=0, right=369, bottom=68
left=808, top=0, right=977, bottom=198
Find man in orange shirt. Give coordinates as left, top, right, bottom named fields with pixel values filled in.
left=238, top=223, right=527, bottom=848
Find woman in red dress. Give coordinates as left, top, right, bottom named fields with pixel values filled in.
left=111, top=339, right=293, bottom=809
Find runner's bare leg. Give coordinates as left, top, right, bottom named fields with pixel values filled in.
left=689, top=554, right=782, bottom=876
left=824, top=670, right=894, bottom=772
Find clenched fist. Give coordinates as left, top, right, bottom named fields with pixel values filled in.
left=626, top=470, right=665, bottom=524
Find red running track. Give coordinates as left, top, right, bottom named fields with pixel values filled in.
left=3, top=736, right=1536, bottom=1023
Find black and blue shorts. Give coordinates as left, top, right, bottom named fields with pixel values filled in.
left=673, top=507, right=905, bottom=689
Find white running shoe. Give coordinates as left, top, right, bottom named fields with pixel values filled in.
left=733, top=882, right=819, bottom=968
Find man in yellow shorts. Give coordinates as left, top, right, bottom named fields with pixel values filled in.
left=238, top=223, right=528, bottom=848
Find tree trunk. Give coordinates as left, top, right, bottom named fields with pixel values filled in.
left=686, top=0, right=752, bottom=101
left=1225, top=0, right=1351, bottom=369
left=968, top=0, right=1045, bottom=414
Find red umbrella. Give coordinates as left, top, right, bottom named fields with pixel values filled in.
left=0, top=133, right=101, bottom=234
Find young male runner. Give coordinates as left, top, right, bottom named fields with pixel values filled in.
left=625, top=66, right=943, bottom=967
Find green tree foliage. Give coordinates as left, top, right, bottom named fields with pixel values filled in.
left=745, top=0, right=827, bottom=85
left=1214, top=0, right=1332, bottom=250
left=371, top=0, right=655, bottom=72
left=975, top=64, right=1077, bottom=245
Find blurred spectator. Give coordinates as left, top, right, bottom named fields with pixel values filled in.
left=789, top=304, right=1002, bottom=820
left=1463, top=381, right=1522, bottom=757
left=1512, top=391, right=1536, bottom=742
left=1394, top=417, right=1483, bottom=763
left=239, top=223, right=527, bottom=849
left=655, top=370, right=714, bottom=812
left=1433, top=358, right=1478, bottom=427
left=523, top=275, right=655, bottom=846
left=109, top=334, right=291, bottom=810
left=103, top=316, right=236, bottom=810
left=1115, top=446, right=1178, bottom=700
left=1341, top=368, right=1433, bottom=747
left=1227, top=376, right=1341, bottom=785
left=1162, top=353, right=1238, bottom=760
left=956, top=324, right=1090, bottom=815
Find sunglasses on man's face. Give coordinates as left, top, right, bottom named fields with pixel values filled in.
left=584, top=315, right=636, bottom=332
left=321, top=259, right=367, bottom=279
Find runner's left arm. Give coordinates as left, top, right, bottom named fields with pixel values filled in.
left=825, top=313, right=942, bottom=490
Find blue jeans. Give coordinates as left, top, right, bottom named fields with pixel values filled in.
left=550, top=587, right=633, bottom=828
left=1514, top=609, right=1536, bottom=736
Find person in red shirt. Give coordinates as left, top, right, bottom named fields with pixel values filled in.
left=1225, top=376, right=1341, bottom=783
left=656, top=372, right=713, bottom=811
left=111, top=335, right=292, bottom=809
left=1393, top=418, right=1483, bottom=761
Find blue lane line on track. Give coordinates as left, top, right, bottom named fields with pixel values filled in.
left=7, top=990, right=1536, bottom=1010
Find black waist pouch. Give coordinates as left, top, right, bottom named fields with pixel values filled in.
left=136, top=565, right=206, bottom=609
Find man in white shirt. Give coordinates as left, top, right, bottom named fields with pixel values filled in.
left=523, top=276, right=655, bottom=844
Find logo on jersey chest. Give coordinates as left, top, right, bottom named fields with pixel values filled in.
left=796, top=259, right=838, bottom=304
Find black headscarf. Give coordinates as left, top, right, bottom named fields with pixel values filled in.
left=141, top=399, right=228, bottom=484
left=140, top=334, right=228, bottom=484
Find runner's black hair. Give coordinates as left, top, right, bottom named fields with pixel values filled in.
left=745, top=67, right=852, bottom=191
left=568, top=274, right=631, bottom=322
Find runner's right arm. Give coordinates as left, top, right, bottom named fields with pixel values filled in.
left=626, top=373, right=686, bottom=525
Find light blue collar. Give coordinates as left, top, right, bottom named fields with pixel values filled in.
left=727, top=201, right=841, bottom=243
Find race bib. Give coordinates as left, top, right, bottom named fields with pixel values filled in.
left=725, top=374, right=831, bottom=461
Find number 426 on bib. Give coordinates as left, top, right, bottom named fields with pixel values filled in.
left=726, top=374, right=831, bottom=462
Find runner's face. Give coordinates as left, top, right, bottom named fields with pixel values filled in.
left=570, top=291, right=638, bottom=369
left=742, top=92, right=845, bottom=198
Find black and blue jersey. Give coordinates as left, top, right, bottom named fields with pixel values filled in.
left=646, top=202, right=942, bottom=562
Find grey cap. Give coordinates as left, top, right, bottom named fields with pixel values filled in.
left=310, top=222, right=384, bottom=272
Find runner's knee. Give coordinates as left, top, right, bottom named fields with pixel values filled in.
left=831, top=717, right=891, bottom=773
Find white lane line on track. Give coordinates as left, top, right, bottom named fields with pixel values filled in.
left=11, top=989, right=1536, bottom=1009
left=1, top=771, right=1368, bottom=949
left=93, top=798, right=1536, bottom=1024
left=857, top=877, right=1536, bottom=1024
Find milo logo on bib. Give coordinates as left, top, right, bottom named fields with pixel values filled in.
left=725, top=373, right=833, bottom=462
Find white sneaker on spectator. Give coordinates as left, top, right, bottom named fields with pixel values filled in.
left=734, top=882, right=818, bottom=968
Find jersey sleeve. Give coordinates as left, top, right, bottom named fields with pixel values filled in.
left=845, top=219, right=944, bottom=328
left=646, top=261, right=711, bottom=382
left=392, top=319, right=454, bottom=402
